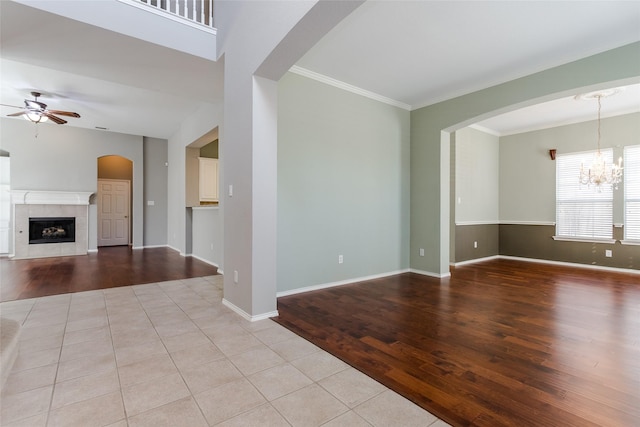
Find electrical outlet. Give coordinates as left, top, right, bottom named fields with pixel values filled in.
left=233, top=270, right=239, bottom=283
left=605, top=250, right=612, bottom=258
left=210, top=243, right=214, bottom=250
left=419, top=248, right=424, bottom=257
left=338, top=255, right=343, bottom=264
left=474, top=241, right=478, bottom=249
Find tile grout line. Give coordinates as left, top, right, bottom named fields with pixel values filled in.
left=104, top=287, right=129, bottom=425
left=138, top=280, right=212, bottom=425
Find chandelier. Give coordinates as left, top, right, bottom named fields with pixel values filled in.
left=576, top=89, right=623, bottom=190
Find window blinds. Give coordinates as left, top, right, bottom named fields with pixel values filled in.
left=556, top=150, right=613, bottom=240
left=624, top=145, right=640, bottom=241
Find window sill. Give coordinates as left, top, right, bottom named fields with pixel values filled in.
left=620, top=240, right=640, bottom=246
left=552, top=236, right=616, bottom=244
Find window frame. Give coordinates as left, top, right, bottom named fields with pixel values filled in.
left=554, top=149, right=615, bottom=243
left=622, top=144, right=640, bottom=245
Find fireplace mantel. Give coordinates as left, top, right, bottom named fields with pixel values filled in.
left=10, top=190, right=93, bottom=205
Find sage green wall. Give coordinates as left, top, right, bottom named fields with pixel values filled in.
left=453, top=127, right=500, bottom=263
left=455, top=127, right=499, bottom=224
left=500, top=112, right=639, bottom=224
left=200, top=140, right=218, bottom=159
left=277, top=72, right=410, bottom=293
left=498, top=112, right=640, bottom=270
left=410, top=42, right=640, bottom=276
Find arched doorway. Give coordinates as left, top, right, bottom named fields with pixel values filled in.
left=97, top=155, right=133, bottom=247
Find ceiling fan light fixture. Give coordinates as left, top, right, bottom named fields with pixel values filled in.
left=24, top=111, right=48, bottom=123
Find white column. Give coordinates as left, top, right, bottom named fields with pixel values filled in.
left=251, top=76, right=278, bottom=317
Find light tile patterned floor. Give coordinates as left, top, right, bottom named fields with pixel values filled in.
left=0, top=276, right=450, bottom=426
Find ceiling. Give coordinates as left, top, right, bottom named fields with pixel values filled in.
left=1, top=1, right=639, bottom=139
left=297, top=1, right=640, bottom=134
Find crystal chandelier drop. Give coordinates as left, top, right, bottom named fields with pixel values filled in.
left=577, top=90, right=623, bottom=190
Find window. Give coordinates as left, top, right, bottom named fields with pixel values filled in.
left=555, top=150, right=614, bottom=241
left=624, top=145, right=640, bottom=242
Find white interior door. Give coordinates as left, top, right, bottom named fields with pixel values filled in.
left=98, top=179, right=130, bottom=247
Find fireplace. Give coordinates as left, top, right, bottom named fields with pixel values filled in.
left=10, top=190, right=93, bottom=259
left=29, top=217, right=76, bottom=244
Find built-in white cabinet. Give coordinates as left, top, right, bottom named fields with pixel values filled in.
left=199, top=157, right=218, bottom=202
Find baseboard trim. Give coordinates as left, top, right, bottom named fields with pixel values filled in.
left=166, top=245, right=183, bottom=255
left=498, top=255, right=640, bottom=275
left=277, top=269, right=411, bottom=298
left=453, top=255, right=500, bottom=267
left=222, top=298, right=279, bottom=322
left=454, top=254, right=639, bottom=275
left=190, top=254, right=220, bottom=269
left=141, top=244, right=169, bottom=249
left=408, top=268, right=451, bottom=279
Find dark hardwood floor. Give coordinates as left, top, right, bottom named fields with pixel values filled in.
left=0, top=246, right=218, bottom=302
left=274, top=259, right=640, bottom=427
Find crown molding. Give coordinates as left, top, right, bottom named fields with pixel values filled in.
left=468, top=124, right=501, bottom=137
left=289, top=66, right=411, bottom=111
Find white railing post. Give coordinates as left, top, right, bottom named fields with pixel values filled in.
left=126, top=0, right=215, bottom=29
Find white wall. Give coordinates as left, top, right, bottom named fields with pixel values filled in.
left=167, top=102, right=222, bottom=255
left=0, top=118, right=144, bottom=250
left=455, top=127, right=499, bottom=224
left=277, top=72, right=410, bottom=293
left=215, top=0, right=361, bottom=318
left=18, top=0, right=217, bottom=61
left=191, top=207, right=223, bottom=269
left=0, top=156, right=10, bottom=254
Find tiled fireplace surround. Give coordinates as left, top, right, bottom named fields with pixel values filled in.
left=10, top=191, right=93, bottom=260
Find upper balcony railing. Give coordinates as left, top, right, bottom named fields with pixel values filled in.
left=120, top=0, right=215, bottom=33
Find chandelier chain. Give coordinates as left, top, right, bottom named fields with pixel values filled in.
left=596, top=95, right=602, bottom=153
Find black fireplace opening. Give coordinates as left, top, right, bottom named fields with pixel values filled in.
left=29, top=217, right=76, bottom=244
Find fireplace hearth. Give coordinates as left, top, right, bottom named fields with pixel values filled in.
left=29, top=217, right=76, bottom=244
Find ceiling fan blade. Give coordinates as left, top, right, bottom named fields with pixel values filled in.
left=47, top=110, right=80, bottom=118
left=6, top=111, right=28, bottom=117
left=0, top=103, right=24, bottom=109
left=43, top=113, right=67, bottom=124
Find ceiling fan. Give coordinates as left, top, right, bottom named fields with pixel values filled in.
left=1, top=91, right=80, bottom=124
